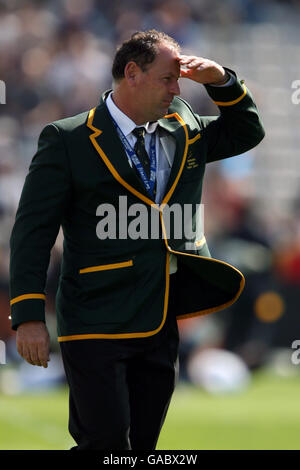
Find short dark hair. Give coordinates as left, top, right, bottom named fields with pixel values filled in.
left=112, top=29, right=180, bottom=81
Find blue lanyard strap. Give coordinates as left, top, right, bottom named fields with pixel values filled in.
left=109, top=114, right=157, bottom=198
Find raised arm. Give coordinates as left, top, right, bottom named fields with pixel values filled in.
left=179, top=55, right=265, bottom=162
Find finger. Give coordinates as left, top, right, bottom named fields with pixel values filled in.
left=179, top=55, right=204, bottom=64
left=29, top=343, right=42, bottom=367
left=39, top=353, right=49, bottom=368
left=179, top=55, right=195, bottom=64
left=22, top=345, right=36, bottom=366
left=187, top=62, right=202, bottom=69
left=27, top=342, right=49, bottom=367
left=37, top=342, right=50, bottom=368
left=179, top=58, right=195, bottom=66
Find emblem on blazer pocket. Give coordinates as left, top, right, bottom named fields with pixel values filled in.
left=186, top=152, right=199, bottom=169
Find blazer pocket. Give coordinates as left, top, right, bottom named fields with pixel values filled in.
left=76, top=258, right=136, bottom=324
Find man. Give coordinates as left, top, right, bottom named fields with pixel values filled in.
left=9, top=30, right=265, bottom=450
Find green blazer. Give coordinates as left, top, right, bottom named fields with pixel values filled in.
left=9, top=71, right=265, bottom=341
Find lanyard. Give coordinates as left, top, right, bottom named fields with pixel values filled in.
left=109, top=114, right=157, bottom=198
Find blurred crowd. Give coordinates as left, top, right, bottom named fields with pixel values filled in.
left=1, top=0, right=300, bottom=382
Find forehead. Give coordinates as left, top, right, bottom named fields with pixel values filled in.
left=149, top=42, right=180, bottom=75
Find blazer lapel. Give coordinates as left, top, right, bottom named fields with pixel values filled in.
left=158, top=112, right=189, bottom=205
left=87, top=101, right=156, bottom=206
left=87, top=94, right=189, bottom=208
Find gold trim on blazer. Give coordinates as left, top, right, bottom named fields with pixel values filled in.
left=86, top=107, right=199, bottom=208
left=10, top=293, right=46, bottom=306
left=188, top=132, right=201, bottom=145
left=213, top=83, right=247, bottom=107
left=79, top=260, right=133, bottom=274
left=159, top=212, right=245, bottom=318
left=87, top=107, right=158, bottom=209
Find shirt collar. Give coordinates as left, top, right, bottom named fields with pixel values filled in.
left=106, top=91, right=159, bottom=136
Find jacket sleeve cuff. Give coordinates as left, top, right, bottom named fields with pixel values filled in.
left=204, top=68, right=247, bottom=106
left=10, top=295, right=46, bottom=330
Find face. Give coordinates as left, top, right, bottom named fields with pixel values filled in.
left=128, top=43, right=181, bottom=123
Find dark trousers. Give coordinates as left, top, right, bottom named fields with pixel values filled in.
left=60, top=303, right=179, bottom=451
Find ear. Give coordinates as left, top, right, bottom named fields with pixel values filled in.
left=124, top=61, right=141, bottom=85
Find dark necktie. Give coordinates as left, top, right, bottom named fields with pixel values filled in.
left=132, top=127, right=150, bottom=179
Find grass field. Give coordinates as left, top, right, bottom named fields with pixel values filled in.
left=0, top=370, right=300, bottom=450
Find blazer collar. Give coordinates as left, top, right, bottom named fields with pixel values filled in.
left=87, top=91, right=189, bottom=207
